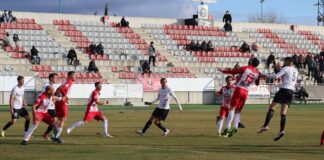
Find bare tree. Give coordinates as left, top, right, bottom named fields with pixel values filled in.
left=248, top=10, right=286, bottom=23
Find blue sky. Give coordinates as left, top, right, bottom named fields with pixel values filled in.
left=0, top=0, right=319, bottom=25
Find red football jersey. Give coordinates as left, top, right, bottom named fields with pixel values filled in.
left=86, top=90, right=100, bottom=113
left=55, top=79, right=73, bottom=98
left=34, top=92, right=52, bottom=113
left=222, top=66, right=260, bottom=90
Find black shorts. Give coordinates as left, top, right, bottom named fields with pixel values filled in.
left=273, top=88, right=294, bottom=105
left=48, top=109, right=56, bottom=118
left=152, top=108, right=169, bottom=121
left=12, top=108, right=29, bottom=119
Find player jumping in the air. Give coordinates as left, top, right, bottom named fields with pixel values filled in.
left=219, top=58, right=261, bottom=137
left=216, top=76, right=235, bottom=136
left=258, top=57, right=299, bottom=141
left=136, top=78, right=182, bottom=136
left=52, top=71, right=75, bottom=143
left=21, top=85, right=65, bottom=145
left=1, top=76, right=30, bottom=138
left=66, top=82, right=113, bottom=137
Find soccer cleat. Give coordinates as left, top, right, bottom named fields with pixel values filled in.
left=104, top=133, right=113, bottom=138
left=52, top=137, right=64, bottom=144
left=217, top=133, right=222, bottom=137
left=228, top=128, right=238, bottom=138
left=42, top=134, right=51, bottom=141
left=238, top=122, right=246, bottom=128
left=66, top=128, right=72, bottom=135
left=320, top=130, right=324, bottom=146
left=135, top=130, right=144, bottom=136
left=163, top=129, right=170, bottom=137
left=274, top=132, right=285, bottom=141
left=221, top=128, right=231, bottom=138
left=0, top=130, right=5, bottom=138
left=257, top=126, right=269, bottom=133
left=20, top=140, right=28, bottom=145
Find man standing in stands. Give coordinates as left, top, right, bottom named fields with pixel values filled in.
left=96, top=43, right=104, bottom=56
left=89, top=42, right=97, bottom=54
left=120, top=16, right=129, bottom=27
left=30, top=46, right=41, bottom=65
left=148, top=42, right=156, bottom=67
left=223, top=11, right=232, bottom=24
left=67, top=48, right=77, bottom=65
left=266, top=52, right=276, bottom=69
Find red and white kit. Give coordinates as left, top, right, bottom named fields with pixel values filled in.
left=218, top=85, right=235, bottom=118
left=34, top=92, right=55, bottom=125
left=55, top=79, right=73, bottom=117
left=83, top=90, right=104, bottom=122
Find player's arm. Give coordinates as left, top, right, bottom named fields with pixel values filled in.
left=170, top=92, right=183, bottom=112
left=22, top=96, right=27, bottom=108
left=9, top=93, right=14, bottom=115
left=268, top=68, right=286, bottom=79
left=32, top=99, right=41, bottom=121
left=216, top=88, right=222, bottom=97
left=145, top=93, right=160, bottom=105
left=219, top=67, right=245, bottom=75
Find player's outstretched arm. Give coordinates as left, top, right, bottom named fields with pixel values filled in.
left=9, top=94, right=14, bottom=115
left=145, top=93, right=160, bottom=105
left=171, top=92, right=183, bottom=112
left=218, top=67, right=244, bottom=75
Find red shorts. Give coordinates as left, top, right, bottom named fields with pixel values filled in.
left=34, top=112, right=55, bottom=125
left=230, top=87, right=249, bottom=111
left=83, top=111, right=104, bottom=122
left=219, top=106, right=229, bottom=118
left=55, top=101, right=68, bottom=118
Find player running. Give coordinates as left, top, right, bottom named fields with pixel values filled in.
left=258, top=57, right=299, bottom=141
left=219, top=58, right=261, bottom=137
left=66, top=82, right=113, bottom=137
left=21, top=85, right=65, bottom=145
left=52, top=71, right=75, bottom=143
left=216, top=76, right=235, bottom=136
left=136, top=78, right=182, bottom=136
left=1, top=76, right=30, bottom=138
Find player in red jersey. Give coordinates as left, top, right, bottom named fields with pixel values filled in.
left=216, top=76, right=235, bottom=136
left=66, top=82, right=113, bottom=137
left=21, top=85, right=65, bottom=145
left=52, top=71, right=75, bottom=143
left=321, top=130, right=324, bottom=146
left=219, top=58, right=261, bottom=137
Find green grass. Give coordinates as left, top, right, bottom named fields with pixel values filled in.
left=0, top=104, right=323, bottom=160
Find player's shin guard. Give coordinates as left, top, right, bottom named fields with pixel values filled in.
left=103, top=120, right=108, bottom=135
left=142, top=121, right=152, bottom=133
left=55, top=127, right=63, bottom=138
left=3, top=121, right=13, bottom=131
left=233, top=113, right=240, bottom=129
left=280, top=114, right=286, bottom=132
left=156, top=123, right=167, bottom=132
left=321, top=130, right=324, bottom=146
left=217, top=119, right=224, bottom=135
left=263, top=109, right=274, bottom=127
left=226, top=110, right=235, bottom=129
left=24, top=119, right=30, bottom=132
left=24, top=124, right=38, bottom=141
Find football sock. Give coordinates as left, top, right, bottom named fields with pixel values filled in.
left=69, top=121, right=84, bottom=131
left=263, top=109, right=275, bottom=127
left=280, top=114, right=286, bottom=132
left=24, top=119, right=30, bottom=132
left=55, top=127, right=63, bottom=138
left=226, top=110, right=235, bottom=129
left=24, top=124, right=38, bottom=141
left=234, top=113, right=241, bottom=129
left=103, top=120, right=108, bottom=134
left=217, top=118, right=224, bottom=134
left=142, top=121, right=152, bottom=133
left=44, top=125, right=53, bottom=135
left=3, top=121, right=13, bottom=131
left=156, top=123, right=167, bottom=132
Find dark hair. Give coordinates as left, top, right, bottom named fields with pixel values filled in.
left=95, top=82, right=101, bottom=87
left=160, top=78, right=167, bottom=82
left=225, top=76, right=232, bottom=81
left=150, top=42, right=154, bottom=44
left=250, top=58, right=260, bottom=67
left=68, top=71, right=75, bottom=77
left=48, top=73, right=58, bottom=80
left=45, top=85, right=52, bottom=92
left=284, top=57, right=293, bottom=63
left=17, top=76, right=24, bottom=81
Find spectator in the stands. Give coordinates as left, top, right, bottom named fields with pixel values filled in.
left=298, top=54, right=305, bottom=69
left=30, top=46, right=40, bottom=65
left=240, top=41, right=250, bottom=53
left=248, top=54, right=255, bottom=66
left=266, top=52, right=275, bottom=69
left=234, top=62, right=240, bottom=69
left=292, top=54, right=299, bottom=68
left=313, top=65, right=321, bottom=85
left=8, top=11, right=16, bottom=23
left=201, top=41, right=207, bottom=52
left=320, top=49, right=324, bottom=57
left=251, top=42, right=259, bottom=52
left=306, top=54, right=316, bottom=80
left=207, top=40, right=214, bottom=52
left=96, top=43, right=104, bottom=55
left=1, top=10, right=9, bottom=23
left=13, top=34, right=19, bottom=48
left=88, top=60, right=99, bottom=73
left=120, top=16, right=129, bottom=27
left=319, top=55, right=324, bottom=75
left=223, top=11, right=232, bottom=24
left=148, top=42, right=156, bottom=67
left=2, top=32, right=11, bottom=47
left=67, top=47, right=77, bottom=65
left=89, top=42, right=96, bottom=54
left=188, top=40, right=196, bottom=51
left=141, top=60, right=151, bottom=74
left=274, top=62, right=281, bottom=74
left=194, top=41, right=200, bottom=51
left=223, top=23, right=232, bottom=32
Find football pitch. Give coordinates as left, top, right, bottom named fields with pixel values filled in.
left=0, top=104, right=323, bottom=160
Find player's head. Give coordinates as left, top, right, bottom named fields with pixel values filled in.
left=284, top=57, right=294, bottom=66
left=17, top=76, right=24, bottom=86
left=249, top=58, right=260, bottom=67
left=48, top=73, right=58, bottom=83
left=160, top=78, right=167, bottom=88
left=95, top=82, right=102, bottom=91
left=67, top=71, right=76, bottom=81
left=45, top=85, right=55, bottom=96
left=225, top=76, right=233, bottom=85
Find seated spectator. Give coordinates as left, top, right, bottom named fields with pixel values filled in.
left=1, top=10, right=9, bottom=23
left=266, top=52, right=275, bottom=69
left=223, top=11, right=232, bottom=24
left=201, top=41, right=207, bottom=52
left=197, top=41, right=202, bottom=51
left=248, top=54, right=255, bottom=66
left=319, top=56, right=324, bottom=75
left=188, top=40, right=195, bottom=51
left=89, top=42, right=96, bottom=54
left=240, top=41, right=250, bottom=53
left=120, top=16, right=129, bottom=27
left=141, top=60, right=151, bottom=74
left=251, top=42, right=259, bottom=52
left=234, top=62, right=240, bottom=69
left=13, top=33, right=19, bottom=48
left=8, top=11, right=16, bottom=23
left=30, top=46, right=40, bottom=65
left=192, top=41, right=199, bottom=51
left=67, top=47, right=78, bottom=65
left=2, top=32, right=11, bottom=47
left=207, top=40, right=214, bottom=52
left=223, top=23, right=232, bottom=32
left=96, top=43, right=104, bottom=55
left=88, top=60, right=99, bottom=73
